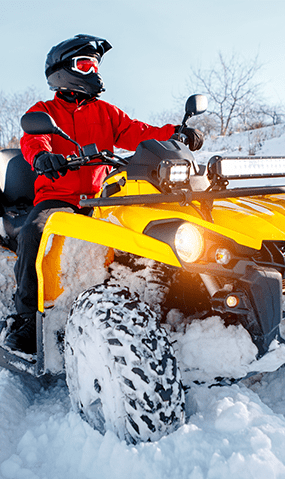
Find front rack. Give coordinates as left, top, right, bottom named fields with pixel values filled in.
left=80, top=155, right=285, bottom=208
left=80, top=186, right=285, bottom=208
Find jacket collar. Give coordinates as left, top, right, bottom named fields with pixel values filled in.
left=55, top=91, right=98, bottom=110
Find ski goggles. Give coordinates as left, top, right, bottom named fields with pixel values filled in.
left=71, top=56, right=99, bottom=75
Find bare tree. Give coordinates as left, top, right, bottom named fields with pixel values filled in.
left=233, top=100, right=285, bottom=131
left=0, top=87, right=42, bottom=149
left=188, top=52, right=264, bottom=136
left=252, top=104, right=285, bottom=126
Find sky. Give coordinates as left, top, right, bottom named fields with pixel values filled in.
left=0, top=0, right=285, bottom=123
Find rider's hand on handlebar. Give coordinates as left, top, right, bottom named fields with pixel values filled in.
left=33, top=152, right=68, bottom=181
left=174, top=126, right=204, bottom=151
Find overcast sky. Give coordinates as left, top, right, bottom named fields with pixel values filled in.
left=1, top=0, right=284, bottom=123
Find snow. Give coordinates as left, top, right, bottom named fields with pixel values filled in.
left=42, top=237, right=109, bottom=374
left=1, top=124, right=285, bottom=477
left=2, top=370, right=285, bottom=479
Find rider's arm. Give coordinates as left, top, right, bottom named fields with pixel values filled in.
left=106, top=103, right=176, bottom=152
left=20, top=102, right=53, bottom=169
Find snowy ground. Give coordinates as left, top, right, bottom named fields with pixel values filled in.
left=1, top=125, right=285, bottom=478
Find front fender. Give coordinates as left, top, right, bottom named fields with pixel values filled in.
left=36, top=211, right=181, bottom=312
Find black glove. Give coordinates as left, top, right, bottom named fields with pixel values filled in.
left=33, top=152, right=68, bottom=181
left=174, top=126, right=204, bottom=151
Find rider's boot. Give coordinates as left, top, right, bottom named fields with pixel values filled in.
left=4, top=314, right=37, bottom=354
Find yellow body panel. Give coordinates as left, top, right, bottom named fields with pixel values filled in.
left=36, top=211, right=181, bottom=312
left=96, top=178, right=285, bottom=247
left=36, top=172, right=285, bottom=312
left=211, top=195, right=285, bottom=244
left=102, top=175, right=161, bottom=197
left=94, top=196, right=285, bottom=250
left=42, top=235, right=64, bottom=302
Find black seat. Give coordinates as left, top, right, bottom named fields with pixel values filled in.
left=0, top=149, right=37, bottom=251
left=0, top=149, right=37, bottom=205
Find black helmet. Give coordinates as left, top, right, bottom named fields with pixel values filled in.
left=45, top=34, right=112, bottom=97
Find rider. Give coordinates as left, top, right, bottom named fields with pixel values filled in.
left=4, top=34, right=204, bottom=354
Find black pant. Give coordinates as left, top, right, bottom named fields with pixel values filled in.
left=14, top=200, right=81, bottom=317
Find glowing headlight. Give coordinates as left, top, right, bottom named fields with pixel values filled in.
left=158, top=159, right=192, bottom=188
left=226, top=295, right=240, bottom=308
left=215, top=248, right=231, bottom=265
left=169, top=164, right=189, bottom=182
left=174, top=223, right=204, bottom=263
left=209, top=156, right=285, bottom=180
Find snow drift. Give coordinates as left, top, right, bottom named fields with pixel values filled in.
left=1, top=124, right=285, bottom=478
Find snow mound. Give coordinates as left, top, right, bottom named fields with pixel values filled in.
left=1, top=124, right=285, bottom=477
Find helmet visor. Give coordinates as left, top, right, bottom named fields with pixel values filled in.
left=71, top=56, right=99, bottom=75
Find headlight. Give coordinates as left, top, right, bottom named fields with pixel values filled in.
left=169, top=164, right=189, bottom=182
left=208, top=155, right=285, bottom=180
left=215, top=248, right=232, bottom=265
left=174, top=223, right=204, bottom=263
left=157, top=159, right=193, bottom=190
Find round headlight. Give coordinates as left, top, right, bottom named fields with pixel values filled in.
left=174, top=223, right=204, bottom=263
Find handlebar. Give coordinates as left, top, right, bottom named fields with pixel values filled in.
left=68, top=149, right=129, bottom=168
left=38, top=148, right=129, bottom=176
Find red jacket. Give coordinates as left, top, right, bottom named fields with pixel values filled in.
left=20, top=93, right=175, bottom=207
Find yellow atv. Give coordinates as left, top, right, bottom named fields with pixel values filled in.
left=1, top=94, right=285, bottom=444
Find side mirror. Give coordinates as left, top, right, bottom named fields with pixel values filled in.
left=185, top=94, right=208, bottom=118
left=21, top=111, right=60, bottom=135
left=181, top=94, right=208, bottom=127
left=21, top=111, right=83, bottom=155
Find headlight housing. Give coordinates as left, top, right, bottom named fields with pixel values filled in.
left=144, top=219, right=256, bottom=268
left=208, top=155, right=285, bottom=180
left=174, top=223, right=204, bottom=263
left=157, top=159, right=195, bottom=191
left=144, top=219, right=205, bottom=264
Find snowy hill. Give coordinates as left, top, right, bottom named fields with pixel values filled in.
left=1, top=126, right=285, bottom=479
left=196, top=123, right=285, bottom=163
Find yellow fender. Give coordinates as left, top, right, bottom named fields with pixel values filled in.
left=42, top=235, right=65, bottom=303
left=36, top=211, right=181, bottom=312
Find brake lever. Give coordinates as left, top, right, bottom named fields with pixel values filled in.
left=100, top=150, right=129, bottom=166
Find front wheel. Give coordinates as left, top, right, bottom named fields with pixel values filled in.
left=65, top=284, right=185, bottom=444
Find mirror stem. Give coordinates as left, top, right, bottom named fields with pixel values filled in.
left=176, top=112, right=193, bottom=140
left=55, top=128, right=83, bottom=156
